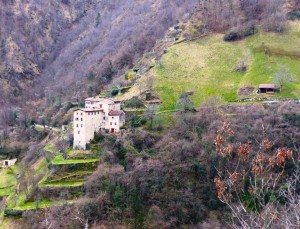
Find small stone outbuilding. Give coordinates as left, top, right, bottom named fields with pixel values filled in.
left=2, top=159, right=17, bottom=168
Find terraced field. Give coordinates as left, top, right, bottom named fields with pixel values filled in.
left=0, top=166, right=18, bottom=197
left=1, top=147, right=100, bottom=218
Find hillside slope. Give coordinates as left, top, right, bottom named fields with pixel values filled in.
left=0, top=0, right=197, bottom=106
left=152, top=21, right=300, bottom=112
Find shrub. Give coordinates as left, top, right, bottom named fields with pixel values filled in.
left=224, top=30, right=239, bottom=41
left=124, top=96, right=145, bottom=108
left=224, top=24, right=256, bottom=42
left=125, top=71, right=136, bottom=81
left=262, top=12, right=287, bottom=33
left=243, top=24, right=256, bottom=37
left=87, top=71, right=96, bottom=81
left=131, top=113, right=142, bottom=128
left=116, top=143, right=127, bottom=167
left=4, top=208, right=23, bottom=217
left=287, top=11, right=300, bottom=20
left=120, top=86, right=131, bottom=94
left=111, top=88, right=119, bottom=96
left=235, top=58, right=247, bottom=72
left=80, top=202, right=99, bottom=221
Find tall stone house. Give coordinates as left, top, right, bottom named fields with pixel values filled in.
left=73, top=97, right=125, bottom=149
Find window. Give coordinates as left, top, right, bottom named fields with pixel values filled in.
left=76, top=124, right=78, bottom=127
left=115, top=122, right=117, bottom=125
left=110, top=122, right=112, bottom=125
left=112, top=117, right=114, bottom=119
left=81, top=118, right=83, bottom=121
left=81, top=113, right=83, bottom=116
left=75, top=118, right=79, bottom=121
left=81, top=124, right=83, bottom=127
left=100, top=104, right=102, bottom=108
left=103, top=117, right=105, bottom=120
left=78, top=131, right=80, bottom=134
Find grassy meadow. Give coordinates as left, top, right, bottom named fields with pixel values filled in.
left=153, top=22, right=300, bottom=112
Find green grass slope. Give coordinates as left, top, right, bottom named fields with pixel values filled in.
left=154, top=22, right=300, bottom=111
left=52, top=154, right=99, bottom=165
left=0, top=166, right=18, bottom=197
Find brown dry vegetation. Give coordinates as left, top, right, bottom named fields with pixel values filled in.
left=16, top=101, right=300, bottom=228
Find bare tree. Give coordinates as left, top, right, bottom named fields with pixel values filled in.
left=273, top=64, right=294, bottom=92
left=176, top=92, right=195, bottom=112
left=144, top=105, right=158, bottom=130
left=214, top=122, right=299, bottom=229
left=146, top=75, right=155, bottom=91
left=54, top=139, right=69, bottom=159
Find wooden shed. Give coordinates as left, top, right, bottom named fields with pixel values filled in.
left=258, top=84, right=275, bottom=94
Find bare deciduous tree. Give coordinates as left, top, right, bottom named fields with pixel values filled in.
left=273, top=64, right=294, bottom=92
left=214, top=122, right=299, bottom=229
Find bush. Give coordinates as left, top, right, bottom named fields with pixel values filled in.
left=243, top=24, right=256, bottom=37
left=4, top=208, right=23, bottom=217
left=125, top=71, right=136, bottom=81
left=287, top=11, right=300, bottom=20
left=235, top=58, right=247, bottom=72
left=224, top=30, right=239, bottom=41
left=111, top=88, right=119, bottom=96
left=193, top=160, right=207, bottom=178
left=131, top=113, right=142, bottom=128
left=124, top=96, right=145, bottom=108
left=224, top=24, right=256, bottom=42
left=80, top=202, right=99, bottom=222
left=262, top=12, right=287, bottom=33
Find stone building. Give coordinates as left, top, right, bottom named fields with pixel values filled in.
left=73, top=97, right=125, bottom=149
left=2, top=159, right=17, bottom=168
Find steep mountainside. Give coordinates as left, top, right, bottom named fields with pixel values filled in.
left=1, top=1, right=300, bottom=228
left=0, top=0, right=197, bottom=106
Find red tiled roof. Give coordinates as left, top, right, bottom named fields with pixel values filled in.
left=108, top=110, right=124, bottom=116
left=259, top=84, right=275, bottom=89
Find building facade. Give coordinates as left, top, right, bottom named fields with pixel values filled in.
left=73, top=98, right=125, bottom=149
left=2, top=159, right=17, bottom=168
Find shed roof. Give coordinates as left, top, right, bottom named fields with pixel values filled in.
left=259, top=84, right=275, bottom=89
left=108, top=110, right=124, bottom=116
